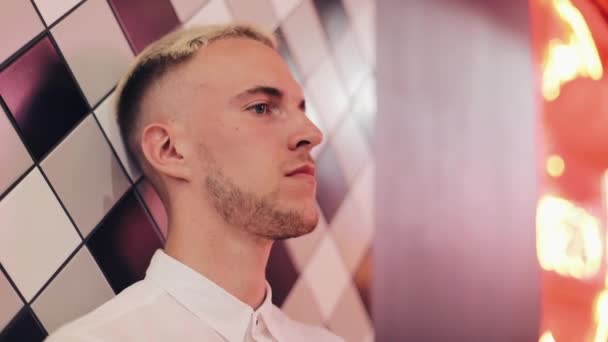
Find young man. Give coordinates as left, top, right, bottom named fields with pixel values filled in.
left=46, top=24, right=342, bottom=341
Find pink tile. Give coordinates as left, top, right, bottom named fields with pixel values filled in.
left=52, top=0, right=135, bottom=106
left=280, top=0, right=330, bottom=79
left=41, top=115, right=131, bottom=237
left=225, top=0, right=279, bottom=30
left=185, top=0, right=232, bottom=26
left=328, top=283, right=373, bottom=342
left=268, top=0, right=301, bottom=21
left=32, top=246, right=114, bottom=333
left=0, top=169, right=81, bottom=301
left=34, top=0, right=82, bottom=25
left=0, top=271, right=23, bottom=331
left=0, top=107, right=32, bottom=195
left=0, top=0, right=43, bottom=64
left=170, top=0, right=208, bottom=22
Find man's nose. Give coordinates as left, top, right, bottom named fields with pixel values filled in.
left=287, top=113, right=324, bottom=151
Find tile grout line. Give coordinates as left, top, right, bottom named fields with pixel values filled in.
left=25, top=182, right=140, bottom=312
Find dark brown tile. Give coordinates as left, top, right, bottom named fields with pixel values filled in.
left=108, top=0, right=180, bottom=53
left=266, top=241, right=299, bottom=307
left=0, top=36, right=89, bottom=161
left=312, top=0, right=350, bottom=47
left=0, top=308, right=46, bottom=342
left=86, top=189, right=163, bottom=294
left=136, top=179, right=168, bottom=240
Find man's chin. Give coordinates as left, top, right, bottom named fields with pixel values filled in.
left=270, top=206, right=319, bottom=241
left=301, top=204, right=320, bottom=226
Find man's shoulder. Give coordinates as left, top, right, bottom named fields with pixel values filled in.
left=45, top=280, right=166, bottom=341
left=268, top=305, right=345, bottom=342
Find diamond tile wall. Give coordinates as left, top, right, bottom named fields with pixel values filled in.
left=0, top=0, right=376, bottom=340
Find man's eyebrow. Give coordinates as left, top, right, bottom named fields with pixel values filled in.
left=234, top=86, right=283, bottom=101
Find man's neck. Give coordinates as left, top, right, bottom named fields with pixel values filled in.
left=163, top=210, right=272, bottom=309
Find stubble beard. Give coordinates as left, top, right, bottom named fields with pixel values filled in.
left=203, top=161, right=317, bottom=241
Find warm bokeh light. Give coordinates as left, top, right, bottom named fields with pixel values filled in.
left=542, top=0, right=603, bottom=101
left=597, top=172, right=608, bottom=342
left=594, top=289, right=608, bottom=342
left=540, top=331, right=556, bottom=342
left=546, top=155, right=566, bottom=177
left=536, top=195, right=602, bottom=279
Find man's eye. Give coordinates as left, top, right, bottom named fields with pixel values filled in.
left=248, top=103, right=270, bottom=115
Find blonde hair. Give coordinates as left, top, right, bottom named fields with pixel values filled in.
left=114, top=24, right=277, bottom=177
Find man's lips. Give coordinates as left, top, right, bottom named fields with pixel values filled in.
left=286, top=164, right=316, bottom=177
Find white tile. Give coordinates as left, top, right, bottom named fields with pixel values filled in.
left=330, top=177, right=374, bottom=273
left=41, top=115, right=131, bottom=237
left=304, top=58, right=348, bottom=134
left=0, top=107, right=32, bottom=195
left=94, top=92, right=142, bottom=181
left=302, top=234, right=350, bottom=320
left=351, top=74, right=376, bottom=115
left=32, top=246, right=114, bottom=333
left=0, top=272, right=22, bottom=331
left=305, top=100, right=328, bottom=160
left=328, top=283, right=373, bottom=342
left=285, top=203, right=328, bottom=270
left=281, top=275, right=324, bottom=326
left=34, top=0, right=82, bottom=25
left=268, top=0, right=301, bottom=21
left=0, top=169, right=81, bottom=301
left=333, top=30, right=369, bottom=96
left=52, top=0, right=135, bottom=107
left=186, top=0, right=233, bottom=27
left=225, top=0, right=279, bottom=31
left=341, top=0, right=375, bottom=65
left=170, top=0, right=209, bottom=22
left=0, top=0, right=44, bottom=64
left=280, top=0, right=330, bottom=79
left=351, top=162, right=374, bottom=221
left=331, top=116, right=371, bottom=186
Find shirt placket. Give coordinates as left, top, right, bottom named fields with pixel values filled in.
left=249, top=312, right=275, bottom=342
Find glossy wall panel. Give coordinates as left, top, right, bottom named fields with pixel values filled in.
left=375, top=0, right=539, bottom=340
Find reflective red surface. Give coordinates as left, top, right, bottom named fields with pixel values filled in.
left=531, top=0, right=608, bottom=340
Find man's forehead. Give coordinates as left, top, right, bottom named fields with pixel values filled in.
left=190, top=43, right=301, bottom=92
left=191, top=37, right=280, bottom=66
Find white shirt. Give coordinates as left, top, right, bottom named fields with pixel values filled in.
left=46, top=249, right=343, bottom=342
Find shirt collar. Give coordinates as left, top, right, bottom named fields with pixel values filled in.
left=145, top=249, right=275, bottom=342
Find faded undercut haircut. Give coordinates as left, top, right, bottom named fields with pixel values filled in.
left=114, top=23, right=277, bottom=183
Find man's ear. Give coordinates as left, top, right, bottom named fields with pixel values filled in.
left=140, top=122, right=192, bottom=181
